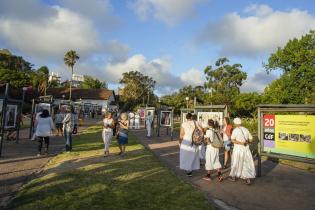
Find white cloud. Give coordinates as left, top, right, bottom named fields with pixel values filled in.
left=241, top=69, right=278, bottom=93
left=180, top=68, right=205, bottom=86
left=129, top=0, right=207, bottom=25
left=199, top=4, right=315, bottom=56
left=104, top=40, right=130, bottom=63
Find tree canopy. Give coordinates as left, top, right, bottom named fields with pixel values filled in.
left=79, top=75, right=107, bottom=89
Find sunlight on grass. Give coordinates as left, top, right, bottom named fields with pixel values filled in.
left=10, top=125, right=212, bottom=210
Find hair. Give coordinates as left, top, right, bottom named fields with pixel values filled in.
left=40, top=109, right=50, bottom=118
left=224, top=117, right=231, bottom=125
left=192, top=114, right=197, bottom=121
left=208, top=119, right=214, bottom=127
left=186, top=113, right=192, bottom=120
left=121, top=112, right=128, bottom=120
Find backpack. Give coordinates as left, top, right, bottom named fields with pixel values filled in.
left=191, top=121, right=204, bottom=146
left=211, top=128, right=224, bottom=148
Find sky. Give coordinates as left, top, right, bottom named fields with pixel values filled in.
left=0, top=0, right=315, bottom=95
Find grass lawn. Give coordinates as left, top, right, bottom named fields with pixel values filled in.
left=10, top=125, right=212, bottom=210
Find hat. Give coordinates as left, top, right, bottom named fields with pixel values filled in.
left=233, top=118, right=242, bottom=125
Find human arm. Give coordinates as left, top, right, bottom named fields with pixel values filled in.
left=179, top=127, right=185, bottom=145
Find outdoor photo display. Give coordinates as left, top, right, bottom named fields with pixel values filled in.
left=146, top=108, right=155, bottom=118
left=35, top=103, right=51, bottom=114
left=181, top=112, right=188, bottom=124
left=5, top=105, right=17, bottom=129
left=197, top=112, right=223, bottom=128
left=139, top=108, right=146, bottom=119
left=263, top=114, right=315, bottom=159
left=84, top=103, right=92, bottom=114
left=160, top=111, right=172, bottom=126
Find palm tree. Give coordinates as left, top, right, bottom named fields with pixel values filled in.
left=64, top=50, right=79, bottom=100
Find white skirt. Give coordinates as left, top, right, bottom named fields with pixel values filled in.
left=198, top=144, right=205, bottom=160
left=205, top=144, right=222, bottom=170
left=180, top=139, right=200, bottom=171
left=230, top=144, right=256, bottom=179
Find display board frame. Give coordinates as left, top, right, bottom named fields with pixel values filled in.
left=157, top=106, right=174, bottom=139
left=257, top=104, right=315, bottom=177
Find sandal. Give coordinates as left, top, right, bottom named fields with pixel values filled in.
left=228, top=176, right=236, bottom=182
left=245, top=179, right=251, bottom=185
left=218, top=175, right=224, bottom=182
left=202, top=174, right=211, bottom=181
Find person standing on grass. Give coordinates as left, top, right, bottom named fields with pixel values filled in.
left=135, top=112, right=140, bottom=129
left=54, top=110, right=64, bottom=136
left=222, top=117, right=233, bottom=169
left=63, top=107, right=74, bottom=152
left=102, top=112, right=114, bottom=157
left=145, top=111, right=153, bottom=138
left=203, top=119, right=224, bottom=182
left=229, top=118, right=256, bottom=185
left=179, top=113, right=200, bottom=177
left=34, top=109, right=55, bottom=156
left=117, top=112, right=129, bottom=156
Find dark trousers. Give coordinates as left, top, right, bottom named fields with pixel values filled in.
left=64, top=130, right=72, bottom=151
left=38, top=136, right=49, bottom=153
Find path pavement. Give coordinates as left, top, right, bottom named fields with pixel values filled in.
left=132, top=128, right=315, bottom=210
left=0, top=119, right=100, bottom=208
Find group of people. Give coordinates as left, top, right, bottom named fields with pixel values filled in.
left=33, top=107, right=77, bottom=156
left=179, top=113, right=256, bottom=185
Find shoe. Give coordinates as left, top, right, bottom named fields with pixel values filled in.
left=218, top=175, right=224, bottom=182
left=223, top=165, right=228, bottom=169
left=37, top=153, right=41, bottom=157
left=245, top=179, right=251, bottom=185
left=228, top=177, right=236, bottom=182
left=186, top=171, right=192, bottom=177
left=203, top=174, right=211, bottom=181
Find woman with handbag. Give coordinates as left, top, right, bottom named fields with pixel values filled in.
left=203, top=119, right=224, bottom=182
left=102, top=112, right=115, bottom=157
left=179, top=113, right=200, bottom=177
left=229, top=118, right=255, bottom=185
left=117, top=113, right=129, bottom=156
left=222, top=117, right=233, bottom=169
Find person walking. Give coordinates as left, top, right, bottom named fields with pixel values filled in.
left=179, top=113, right=200, bottom=177
left=54, top=110, right=64, bottom=136
left=102, top=112, right=114, bottom=157
left=135, top=112, right=140, bottom=129
left=222, top=117, right=233, bottom=169
left=117, top=112, right=129, bottom=156
left=63, top=107, right=74, bottom=152
left=145, top=111, right=153, bottom=137
left=229, top=118, right=256, bottom=185
left=34, top=109, right=55, bottom=156
left=203, top=119, right=224, bottom=181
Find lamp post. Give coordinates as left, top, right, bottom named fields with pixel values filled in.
left=185, top=97, right=189, bottom=109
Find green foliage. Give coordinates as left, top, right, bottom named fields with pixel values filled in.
left=63, top=50, right=79, bottom=72
left=79, top=75, right=107, bottom=89
left=232, top=92, right=262, bottom=117
left=204, top=57, right=247, bottom=105
left=119, top=71, right=156, bottom=110
left=264, top=30, right=315, bottom=104
left=0, top=68, right=33, bottom=88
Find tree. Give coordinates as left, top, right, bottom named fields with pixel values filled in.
left=204, top=58, right=247, bottom=105
left=35, top=66, right=49, bottom=95
left=80, top=75, right=107, bottom=89
left=119, top=71, right=156, bottom=110
left=264, top=30, right=315, bottom=104
left=233, top=92, right=262, bottom=117
left=64, top=50, right=79, bottom=100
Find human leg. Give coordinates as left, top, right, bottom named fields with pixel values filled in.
left=44, top=137, right=49, bottom=154
left=38, top=137, right=43, bottom=155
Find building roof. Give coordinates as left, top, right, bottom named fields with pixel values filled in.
left=47, top=88, right=115, bottom=100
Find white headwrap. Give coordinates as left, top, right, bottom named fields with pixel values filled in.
left=233, top=117, right=242, bottom=125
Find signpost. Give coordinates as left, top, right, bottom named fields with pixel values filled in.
left=257, top=104, right=315, bottom=177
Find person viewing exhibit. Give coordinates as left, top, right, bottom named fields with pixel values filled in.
left=179, top=113, right=200, bottom=177
left=229, top=118, right=256, bottom=185
left=135, top=112, right=140, bottom=129
left=34, top=109, right=55, bottom=156
left=222, top=117, right=233, bottom=168
left=145, top=111, right=153, bottom=137
left=63, top=107, right=74, bottom=152
left=54, top=110, right=64, bottom=136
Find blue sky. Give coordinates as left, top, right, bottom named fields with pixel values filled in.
left=0, top=0, right=315, bottom=95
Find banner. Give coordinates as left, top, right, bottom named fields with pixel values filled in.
left=263, top=114, right=315, bottom=159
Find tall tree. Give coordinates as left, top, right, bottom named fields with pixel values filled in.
left=264, top=30, right=315, bottom=104
left=36, top=66, right=49, bottom=95
left=204, top=58, right=247, bottom=105
left=119, top=71, right=156, bottom=110
left=64, top=50, right=79, bottom=100
left=79, top=75, right=107, bottom=89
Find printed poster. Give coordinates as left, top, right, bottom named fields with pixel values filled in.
left=263, top=114, right=315, bottom=159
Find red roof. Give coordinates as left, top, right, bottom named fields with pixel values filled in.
left=46, top=88, right=115, bottom=100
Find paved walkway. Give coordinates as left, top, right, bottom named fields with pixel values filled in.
left=132, top=128, right=315, bottom=210
left=0, top=119, right=100, bottom=208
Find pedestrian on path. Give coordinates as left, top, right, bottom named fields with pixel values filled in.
left=222, top=117, right=233, bottom=169
left=229, top=118, right=256, bottom=185
left=203, top=119, right=224, bottom=182
left=54, top=110, right=64, bottom=136
left=179, top=113, right=200, bottom=177
left=34, top=109, right=55, bottom=156
left=63, top=107, right=74, bottom=152
left=135, top=112, right=140, bottom=129
left=117, top=112, right=129, bottom=156
left=102, top=112, right=114, bottom=157
left=145, top=111, right=153, bottom=137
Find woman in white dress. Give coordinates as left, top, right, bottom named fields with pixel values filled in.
left=135, top=112, right=140, bottom=129
left=179, top=113, right=200, bottom=177
left=145, top=112, right=153, bottom=137
left=102, top=112, right=114, bottom=157
left=192, top=114, right=205, bottom=164
left=229, top=118, right=256, bottom=185
left=203, top=119, right=223, bottom=181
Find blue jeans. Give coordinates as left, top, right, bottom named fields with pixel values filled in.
left=64, top=130, right=72, bottom=151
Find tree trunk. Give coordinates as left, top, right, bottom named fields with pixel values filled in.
left=70, top=66, right=73, bottom=100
